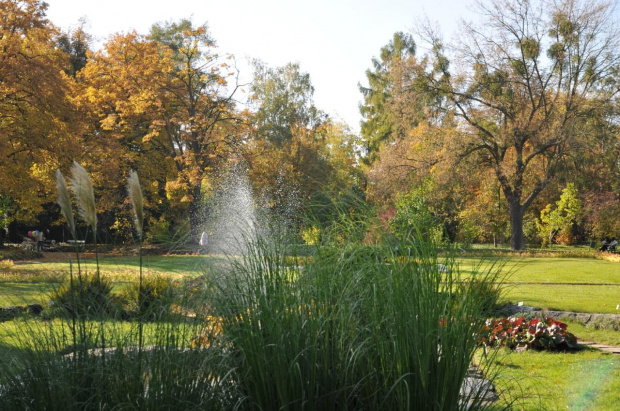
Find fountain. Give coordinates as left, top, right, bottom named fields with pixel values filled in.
left=200, top=165, right=262, bottom=256
left=199, top=163, right=302, bottom=256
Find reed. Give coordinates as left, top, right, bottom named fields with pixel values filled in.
left=55, top=169, right=76, bottom=239
left=206, top=219, right=503, bottom=410
left=67, top=161, right=97, bottom=234
left=127, top=169, right=145, bottom=351
left=127, top=170, right=144, bottom=240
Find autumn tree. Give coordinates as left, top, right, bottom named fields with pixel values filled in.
left=359, top=33, right=471, bottom=243
left=0, top=0, right=81, bottom=223
left=77, top=20, right=245, bottom=239
left=415, top=0, right=620, bottom=250
left=458, top=173, right=509, bottom=246
left=74, top=31, right=175, bottom=239
left=149, top=20, right=245, bottom=234
left=247, top=62, right=327, bottom=211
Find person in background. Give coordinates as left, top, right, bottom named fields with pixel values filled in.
left=199, top=231, right=208, bottom=254
left=35, top=229, right=45, bottom=251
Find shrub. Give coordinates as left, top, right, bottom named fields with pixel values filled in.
left=537, top=183, right=582, bottom=246
left=300, top=225, right=320, bottom=245
left=479, top=316, right=578, bottom=351
left=52, top=273, right=121, bottom=318
left=204, top=228, right=504, bottom=410
left=121, top=275, right=177, bottom=320
left=461, top=276, right=505, bottom=317
left=0, top=319, right=235, bottom=410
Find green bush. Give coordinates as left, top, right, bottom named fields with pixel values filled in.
left=146, top=218, right=191, bottom=246
left=461, top=274, right=505, bottom=317
left=1, top=217, right=506, bottom=410
left=52, top=273, right=121, bottom=318
left=0, top=320, right=234, bottom=411
left=204, top=227, right=503, bottom=410
left=121, top=275, right=177, bottom=320
left=390, top=188, right=444, bottom=244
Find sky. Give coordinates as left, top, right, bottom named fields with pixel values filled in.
left=44, top=0, right=474, bottom=133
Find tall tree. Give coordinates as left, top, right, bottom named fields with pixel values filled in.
left=78, top=21, right=245, bottom=237
left=0, top=0, right=80, bottom=221
left=250, top=61, right=325, bottom=145
left=74, top=31, right=175, bottom=235
left=247, top=63, right=363, bottom=221
left=416, top=0, right=620, bottom=249
left=359, top=32, right=417, bottom=163
left=150, top=20, right=245, bottom=234
left=57, top=21, right=91, bottom=77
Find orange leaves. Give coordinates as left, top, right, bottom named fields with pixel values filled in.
left=0, top=1, right=82, bottom=217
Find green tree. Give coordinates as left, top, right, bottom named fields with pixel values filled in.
left=416, top=0, right=620, bottom=250
left=359, top=32, right=417, bottom=163
left=247, top=62, right=330, bottom=217
left=250, top=61, right=325, bottom=145
left=56, top=22, right=91, bottom=77
left=390, top=182, right=443, bottom=244
left=537, top=183, right=583, bottom=246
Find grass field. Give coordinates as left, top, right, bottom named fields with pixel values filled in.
left=0, top=253, right=210, bottom=307
left=458, top=256, right=620, bottom=314
left=458, top=253, right=620, bottom=410
left=489, top=349, right=620, bottom=410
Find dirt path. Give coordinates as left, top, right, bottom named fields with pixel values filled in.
left=578, top=341, right=620, bottom=354
left=12, top=252, right=96, bottom=265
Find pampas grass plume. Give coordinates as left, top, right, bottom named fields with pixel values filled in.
left=127, top=170, right=144, bottom=239
left=68, top=161, right=97, bottom=231
left=55, top=169, right=76, bottom=237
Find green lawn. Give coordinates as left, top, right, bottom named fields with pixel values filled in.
left=3, top=254, right=620, bottom=313
left=489, top=349, right=620, bottom=410
left=5, top=254, right=212, bottom=276
left=0, top=282, right=56, bottom=307
left=561, top=319, right=620, bottom=346
left=458, top=257, right=620, bottom=314
left=0, top=254, right=214, bottom=307
left=458, top=256, right=619, bottom=285
left=503, top=284, right=620, bottom=314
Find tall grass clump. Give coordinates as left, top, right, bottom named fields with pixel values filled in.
left=0, top=316, right=235, bottom=411
left=206, top=213, right=504, bottom=410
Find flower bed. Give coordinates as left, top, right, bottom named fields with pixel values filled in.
left=479, top=316, right=578, bottom=351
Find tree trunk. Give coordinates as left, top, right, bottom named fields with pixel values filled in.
left=508, top=198, right=525, bottom=251
left=189, top=184, right=202, bottom=245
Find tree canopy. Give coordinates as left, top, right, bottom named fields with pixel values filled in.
left=368, top=0, right=620, bottom=249
left=0, top=0, right=81, bottom=220
left=2, top=0, right=620, bottom=250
